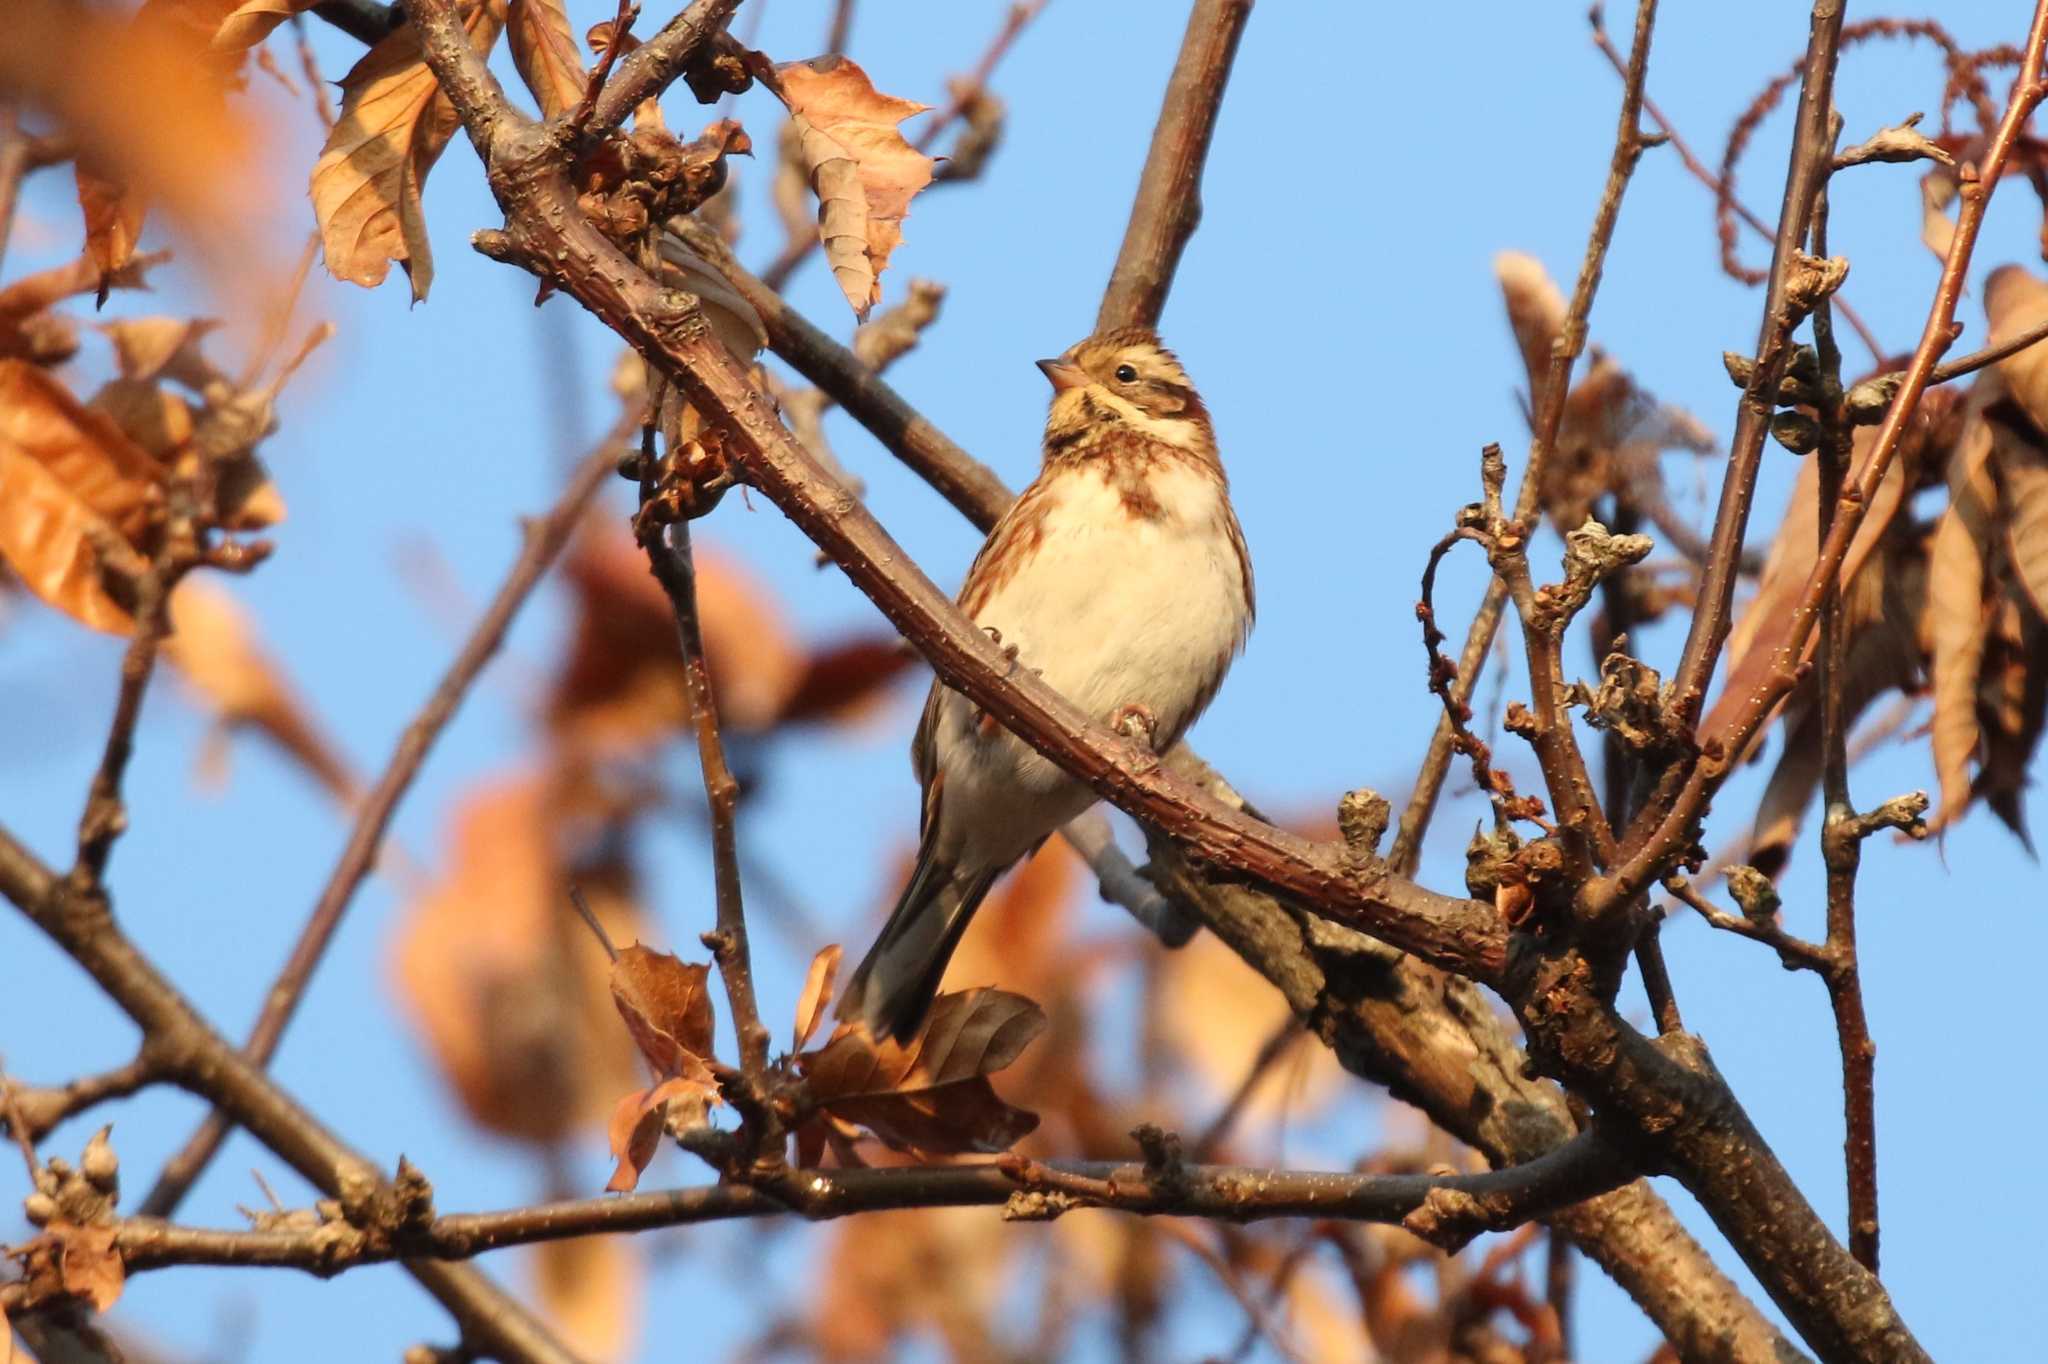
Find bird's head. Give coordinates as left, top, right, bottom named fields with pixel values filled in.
left=1036, top=327, right=1216, bottom=467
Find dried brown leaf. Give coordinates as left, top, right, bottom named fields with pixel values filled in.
left=2000, top=425, right=2048, bottom=623
left=53, top=1222, right=124, bottom=1312
left=1928, top=413, right=1998, bottom=827
left=0, top=361, right=164, bottom=634
left=610, top=944, right=718, bottom=1079
left=390, top=775, right=645, bottom=1141
left=96, top=317, right=225, bottom=390
left=73, top=164, right=145, bottom=290
left=532, top=1232, right=642, bottom=1362
left=793, top=944, right=843, bottom=1052
left=604, top=1073, right=715, bottom=1192
left=1495, top=250, right=1567, bottom=405
left=507, top=0, right=587, bottom=119
left=311, top=0, right=505, bottom=301
left=801, top=988, right=1044, bottom=1154
left=211, top=0, right=319, bottom=52
left=164, top=579, right=357, bottom=802
left=1987, top=265, right=2048, bottom=436
left=1921, top=168, right=1958, bottom=263
left=769, top=55, right=934, bottom=318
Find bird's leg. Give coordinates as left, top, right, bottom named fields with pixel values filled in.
left=1110, top=702, right=1158, bottom=747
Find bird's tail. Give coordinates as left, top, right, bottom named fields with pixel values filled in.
left=840, top=848, right=998, bottom=1043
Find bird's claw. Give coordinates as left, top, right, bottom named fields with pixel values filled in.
left=1111, top=703, right=1158, bottom=746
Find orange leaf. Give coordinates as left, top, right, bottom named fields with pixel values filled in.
left=0, top=361, right=165, bottom=634
left=211, top=0, right=321, bottom=52
left=53, top=1222, right=124, bottom=1312
left=164, top=579, right=358, bottom=803
left=802, top=988, right=1043, bottom=1154
left=791, top=944, right=843, bottom=1051
left=610, top=944, right=718, bottom=1079
left=73, top=164, right=146, bottom=291
left=532, top=1233, right=642, bottom=1361
left=1928, top=412, right=1999, bottom=828
left=768, top=55, right=934, bottom=318
left=507, top=0, right=587, bottom=119
left=311, top=0, right=505, bottom=301
left=603, top=1074, right=716, bottom=1192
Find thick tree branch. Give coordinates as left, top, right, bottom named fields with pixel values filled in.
left=138, top=429, right=626, bottom=1221
left=589, top=0, right=743, bottom=135
left=1095, top=0, right=1253, bottom=333
left=0, top=830, right=587, bottom=1364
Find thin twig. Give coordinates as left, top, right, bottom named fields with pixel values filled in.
left=1190, top=1018, right=1304, bottom=1161
left=1094, top=0, right=1252, bottom=333
left=2, top=1053, right=160, bottom=1145
left=70, top=569, right=180, bottom=892
left=1155, top=1221, right=1312, bottom=1364
left=137, top=422, right=630, bottom=1220
left=1587, top=5, right=1885, bottom=364
left=0, top=1138, right=1637, bottom=1317
left=1390, top=0, right=1659, bottom=876
left=638, top=516, right=772, bottom=1081
left=588, top=0, right=742, bottom=135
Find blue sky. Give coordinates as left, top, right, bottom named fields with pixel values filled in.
left=4, top=1, right=2044, bottom=1360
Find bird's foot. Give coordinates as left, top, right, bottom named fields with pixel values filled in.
left=1110, top=702, right=1159, bottom=747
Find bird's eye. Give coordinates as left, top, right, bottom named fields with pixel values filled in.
left=1114, top=364, right=1138, bottom=383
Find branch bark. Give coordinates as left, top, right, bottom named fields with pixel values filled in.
left=1095, top=0, right=1253, bottom=333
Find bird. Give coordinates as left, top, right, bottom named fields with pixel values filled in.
left=838, top=326, right=1255, bottom=1042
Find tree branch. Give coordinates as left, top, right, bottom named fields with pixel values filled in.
left=0, top=830, right=588, bottom=1364
left=0, top=1134, right=1636, bottom=1316
left=1095, top=0, right=1253, bottom=333
left=589, top=0, right=744, bottom=135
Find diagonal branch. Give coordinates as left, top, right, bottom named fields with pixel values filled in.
left=1095, top=0, right=1254, bottom=333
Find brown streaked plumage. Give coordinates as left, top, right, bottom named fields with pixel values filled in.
left=840, top=327, right=1255, bottom=1041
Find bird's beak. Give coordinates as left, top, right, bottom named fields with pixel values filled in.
left=1036, top=359, right=1090, bottom=393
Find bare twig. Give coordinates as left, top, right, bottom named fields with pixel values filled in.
left=636, top=516, right=772, bottom=1082
left=2, top=1053, right=160, bottom=1145
left=138, top=423, right=630, bottom=1220
left=0, top=1136, right=1636, bottom=1318
left=1094, top=0, right=1252, bottom=332
left=70, top=569, right=182, bottom=891
left=1391, top=0, right=1660, bottom=875
left=0, top=830, right=587, bottom=1364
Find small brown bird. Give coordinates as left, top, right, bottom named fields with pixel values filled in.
left=839, top=327, right=1255, bottom=1040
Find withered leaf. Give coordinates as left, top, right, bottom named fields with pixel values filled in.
left=211, top=0, right=321, bottom=52
left=792, top=944, right=843, bottom=1052
left=801, top=988, right=1044, bottom=1154
left=1495, top=250, right=1568, bottom=406
left=165, top=579, right=358, bottom=803
left=54, top=1221, right=125, bottom=1311
left=604, top=1073, right=716, bottom=1193
left=1921, top=168, right=1958, bottom=263
left=768, top=55, right=935, bottom=318
left=1928, top=412, right=1999, bottom=827
left=97, top=316, right=225, bottom=390
left=74, top=163, right=146, bottom=293
left=507, top=0, right=587, bottom=119
left=1987, top=265, right=2048, bottom=436
left=311, top=0, right=505, bottom=301
left=532, top=1232, right=642, bottom=1361
left=610, top=944, right=718, bottom=1080
left=0, top=360, right=164, bottom=633
left=2000, top=425, right=2048, bottom=623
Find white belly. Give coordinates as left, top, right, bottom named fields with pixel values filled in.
left=930, top=462, right=1250, bottom=869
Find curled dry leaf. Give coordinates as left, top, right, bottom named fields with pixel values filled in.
left=800, top=988, right=1045, bottom=1155
left=2000, top=425, right=2048, bottom=622
left=1988, top=266, right=2048, bottom=442
left=532, top=1232, right=643, bottom=1362
left=1920, top=168, right=1959, bottom=263
left=20, top=1220, right=126, bottom=1313
left=163, top=578, right=358, bottom=803
left=4, top=0, right=271, bottom=283
left=793, top=944, right=844, bottom=1051
left=311, top=0, right=506, bottom=302
left=507, top=0, right=588, bottom=119
left=1495, top=250, right=1568, bottom=407
left=391, top=774, right=645, bottom=1143
left=766, top=55, right=936, bottom=318
left=211, top=0, right=322, bottom=53
left=604, top=945, right=722, bottom=1191
left=0, top=360, right=164, bottom=634
left=74, top=163, right=146, bottom=292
